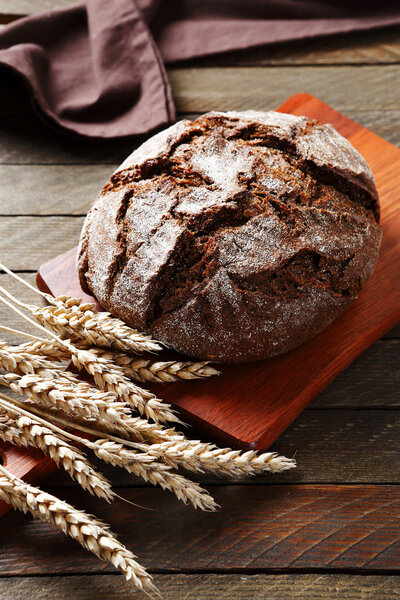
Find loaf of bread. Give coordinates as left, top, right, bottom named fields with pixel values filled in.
left=78, top=111, right=382, bottom=362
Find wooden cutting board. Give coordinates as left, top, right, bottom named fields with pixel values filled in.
left=1, top=94, right=400, bottom=517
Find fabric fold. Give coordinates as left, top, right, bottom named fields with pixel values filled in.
left=0, top=0, right=399, bottom=138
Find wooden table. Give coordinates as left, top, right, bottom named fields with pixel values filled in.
left=0, top=4, right=400, bottom=598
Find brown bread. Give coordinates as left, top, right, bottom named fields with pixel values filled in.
left=78, top=111, right=382, bottom=362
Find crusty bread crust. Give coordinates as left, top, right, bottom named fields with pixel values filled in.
left=78, top=111, right=382, bottom=362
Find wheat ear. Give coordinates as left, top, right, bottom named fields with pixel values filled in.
left=20, top=339, right=220, bottom=384
left=0, top=410, right=113, bottom=502
left=0, top=265, right=161, bottom=355
left=0, top=294, right=177, bottom=426
left=0, top=318, right=179, bottom=427
left=87, top=348, right=220, bottom=383
left=0, top=465, right=156, bottom=594
left=32, top=297, right=162, bottom=354
left=68, top=347, right=180, bottom=425
left=144, top=440, right=296, bottom=476
left=1, top=342, right=295, bottom=476
left=88, top=439, right=217, bottom=511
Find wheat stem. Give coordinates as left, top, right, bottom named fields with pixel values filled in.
left=0, top=292, right=64, bottom=342
left=0, top=324, right=45, bottom=342
left=0, top=262, right=49, bottom=299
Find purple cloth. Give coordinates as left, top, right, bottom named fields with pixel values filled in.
left=0, top=0, right=399, bottom=138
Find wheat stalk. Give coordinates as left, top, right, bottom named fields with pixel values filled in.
left=0, top=264, right=161, bottom=355
left=1, top=343, right=296, bottom=477
left=14, top=338, right=220, bottom=384
left=0, top=410, right=113, bottom=502
left=0, top=370, right=178, bottom=444
left=144, top=440, right=296, bottom=476
left=0, top=338, right=62, bottom=375
left=0, top=289, right=184, bottom=426
left=0, top=328, right=180, bottom=427
left=1, top=341, right=295, bottom=477
left=67, top=347, right=180, bottom=425
left=0, top=464, right=156, bottom=594
left=0, top=392, right=215, bottom=511
left=0, top=342, right=180, bottom=443
left=88, top=439, right=217, bottom=511
left=32, top=297, right=162, bottom=354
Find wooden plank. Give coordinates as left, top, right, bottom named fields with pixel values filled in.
left=0, top=484, right=398, bottom=574
left=169, top=65, right=400, bottom=113
left=345, top=110, right=400, bottom=149
left=0, top=113, right=137, bottom=165
left=314, top=340, right=400, bottom=407
left=45, top=408, right=400, bottom=489
left=0, top=573, right=399, bottom=600
left=0, top=216, right=84, bottom=270
left=0, top=0, right=72, bottom=16
left=191, top=28, right=400, bottom=67
left=387, top=323, right=400, bottom=337
left=0, top=165, right=113, bottom=215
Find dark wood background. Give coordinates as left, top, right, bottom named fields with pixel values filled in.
left=0, top=3, right=400, bottom=598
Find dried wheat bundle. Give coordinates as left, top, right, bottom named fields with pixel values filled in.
left=0, top=343, right=180, bottom=443
left=1, top=342, right=295, bottom=476
left=0, top=392, right=215, bottom=510
left=0, top=410, right=113, bottom=501
left=0, top=265, right=298, bottom=596
left=0, top=365, right=161, bottom=440
left=1, top=338, right=295, bottom=476
left=0, top=465, right=156, bottom=595
left=8, top=335, right=181, bottom=427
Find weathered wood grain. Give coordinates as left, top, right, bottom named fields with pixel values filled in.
left=0, top=0, right=72, bottom=16
left=0, top=573, right=399, bottom=600
left=0, top=165, right=113, bottom=215
left=0, top=484, right=398, bottom=574
left=314, top=340, right=400, bottom=406
left=0, top=216, right=84, bottom=270
left=191, top=27, right=400, bottom=67
left=0, top=113, right=137, bottom=165
left=170, top=65, right=400, bottom=113
left=387, top=323, right=400, bottom=337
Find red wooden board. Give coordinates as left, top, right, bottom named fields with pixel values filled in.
left=1, top=94, right=400, bottom=516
